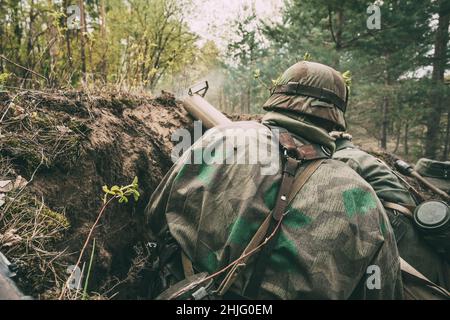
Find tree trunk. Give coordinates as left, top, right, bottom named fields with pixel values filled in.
left=65, top=38, right=73, bottom=69
left=46, top=0, right=59, bottom=86
left=11, top=1, right=23, bottom=74
left=78, top=0, right=87, bottom=83
left=380, top=58, right=391, bottom=150
left=443, top=112, right=450, bottom=161
left=404, top=122, right=409, bottom=156
left=335, top=8, right=344, bottom=50
left=328, top=4, right=344, bottom=67
left=99, top=0, right=107, bottom=81
left=0, top=13, right=3, bottom=73
left=62, top=0, right=73, bottom=71
left=27, top=0, right=35, bottom=70
left=381, top=95, right=388, bottom=150
left=247, top=85, right=251, bottom=113
left=394, top=122, right=401, bottom=153
left=424, top=0, right=449, bottom=158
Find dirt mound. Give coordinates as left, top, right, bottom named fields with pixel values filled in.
left=0, top=89, right=193, bottom=299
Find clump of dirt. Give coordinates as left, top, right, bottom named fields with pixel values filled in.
left=0, top=89, right=193, bottom=299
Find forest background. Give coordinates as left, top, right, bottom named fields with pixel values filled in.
left=1, top=0, right=449, bottom=161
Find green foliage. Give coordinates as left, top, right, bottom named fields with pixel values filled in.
left=105, top=0, right=199, bottom=89
left=102, top=177, right=140, bottom=204
left=82, top=238, right=96, bottom=300
left=218, top=0, right=449, bottom=160
left=0, top=72, right=11, bottom=85
left=0, top=0, right=448, bottom=159
left=0, top=0, right=202, bottom=90
left=342, top=71, right=352, bottom=87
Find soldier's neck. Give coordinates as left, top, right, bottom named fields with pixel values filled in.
left=262, top=111, right=336, bottom=154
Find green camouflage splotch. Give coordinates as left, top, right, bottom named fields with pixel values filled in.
left=145, top=121, right=403, bottom=300
left=334, top=138, right=450, bottom=290
left=343, top=187, right=377, bottom=218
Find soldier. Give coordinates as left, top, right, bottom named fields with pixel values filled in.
left=145, top=61, right=403, bottom=300
left=415, top=158, right=450, bottom=194
left=331, top=132, right=450, bottom=291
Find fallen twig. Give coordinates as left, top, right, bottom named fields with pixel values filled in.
left=0, top=55, right=49, bottom=83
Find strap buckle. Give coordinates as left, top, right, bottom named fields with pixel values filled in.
left=283, top=147, right=299, bottom=160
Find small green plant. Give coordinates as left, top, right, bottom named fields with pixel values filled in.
left=0, top=72, right=11, bottom=86
left=342, top=70, right=352, bottom=89
left=102, top=176, right=140, bottom=204
left=303, top=52, right=312, bottom=61
left=253, top=69, right=261, bottom=80
left=253, top=68, right=271, bottom=91
left=82, top=238, right=96, bottom=300
left=271, top=76, right=282, bottom=87
left=60, top=177, right=140, bottom=299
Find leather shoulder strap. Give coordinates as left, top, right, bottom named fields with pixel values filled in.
left=217, top=159, right=325, bottom=296
left=289, top=160, right=325, bottom=204
left=181, top=251, right=195, bottom=278
left=382, top=201, right=414, bottom=220
left=400, top=258, right=450, bottom=299
left=218, top=127, right=329, bottom=296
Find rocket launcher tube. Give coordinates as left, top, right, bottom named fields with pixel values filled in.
left=181, top=82, right=233, bottom=130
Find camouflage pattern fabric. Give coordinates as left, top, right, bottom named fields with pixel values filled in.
left=333, top=137, right=450, bottom=290
left=262, top=111, right=336, bottom=154
left=334, top=137, right=415, bottom=205
left=145, top=119, right=403, bottom=300
left=263, top=61, right=347, bottom=131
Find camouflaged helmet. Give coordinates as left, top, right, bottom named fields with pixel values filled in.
left=263, top=61, right=349, bottom=131
left=415, top=158, right=450, bottom=193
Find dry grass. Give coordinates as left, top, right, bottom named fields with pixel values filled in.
left=0, top=185, right=70, bottom=298
left=0, top=91, right=89, bottom=172
left=0, top=89, right=89, bottom=299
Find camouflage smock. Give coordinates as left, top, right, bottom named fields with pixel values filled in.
left=333, top=138, right=450, bottom=289
left=145, top=118, right=403, bottom=300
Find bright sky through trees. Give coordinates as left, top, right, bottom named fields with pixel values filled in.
left=187, top=0, right=283, bottom=47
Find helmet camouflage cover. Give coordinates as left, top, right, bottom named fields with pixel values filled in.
left=415, top=158, right=450, bottom=193
left=263, top=61, right=348, bottom=131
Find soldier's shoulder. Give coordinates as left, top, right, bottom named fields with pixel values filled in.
left=321, top=157, right=361, bottom=173
left=334, top=146, right=381, bottom=168
left=334, top=145, right=370, bottom=159
left=212, top=121, right=268, bottom=132
left=314, top=158, right=376, bottom=190
left=203, top=121, right=270, bottom=143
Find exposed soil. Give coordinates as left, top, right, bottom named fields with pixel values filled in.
left=0, top=89, right=193, bottom=299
